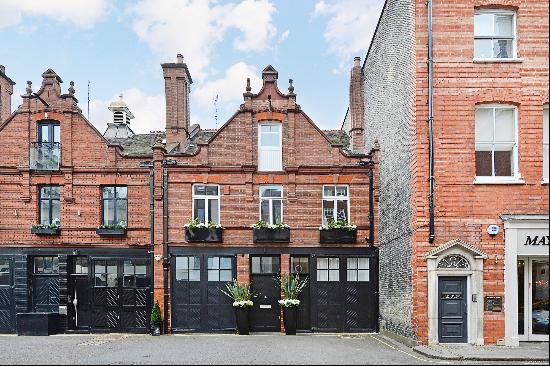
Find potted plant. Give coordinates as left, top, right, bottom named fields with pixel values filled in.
left=31, top=218, right=61, bottom=235
left=319, top=219, right=357, bottom=244
left=96, top=221, right=127, bottom=236
left=221, top=279, right=253, bottom=335
left=275, top=273, right=308, bottom=335
left=252, top=220, right=290, bottom=243
left=184, top=218, right=223, bottom=242
left=150, top=301, right=162, bottom=336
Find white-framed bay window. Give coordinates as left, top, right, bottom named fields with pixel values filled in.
left=258, top=123, right=282, bottom=171
left=259, top=185, right=283, bottom=225
left=543, top=105, right=549, bottom=183
left=322, top=185, right=350, bottom=224
left=474, top=9, right=517, bottom=60
left=475, top=104, right=521, bottom=183
left=192, top=184, right=220, bottom=224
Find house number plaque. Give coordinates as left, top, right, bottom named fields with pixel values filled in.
left=484, top=296, right=502, bottom=312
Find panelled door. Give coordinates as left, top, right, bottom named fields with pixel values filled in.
left=0, top=258, right=15, bottom=333
left=171, top=255, right=235, bottom=332
left=250, top=256, right=281, bottom=332
left=31, top=256, right=60, bottom=312
left=91, top=258, right=150, bottom=333
left=438, top=276, right=468, bottom=343
left=290, top=256, right=310, bottom=331
left=68, top=256, right=91, bottom=331
left=312, top=255, right=377, bottom=332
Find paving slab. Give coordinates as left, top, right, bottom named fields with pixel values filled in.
left=413, top=342, right=549, bottom=362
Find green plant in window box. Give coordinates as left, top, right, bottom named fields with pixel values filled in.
left=31, top=218, right=61, bottom=230
left=251, top=220, right=290, bottom=229
left=184, top=217, right=223, bottom=229
left=97, top=220, right=127, bottom=230
left=319, top=218, right=357, bottom=231
left=150, top=301, right=162, bottom=336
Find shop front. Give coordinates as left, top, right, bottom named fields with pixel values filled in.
left=504, top=215, right=549, bottom=346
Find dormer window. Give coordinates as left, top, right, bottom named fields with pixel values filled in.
left=258, top=123, right=282, bottom=171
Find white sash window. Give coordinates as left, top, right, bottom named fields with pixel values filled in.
left=258, top=123, right=282, bottom=171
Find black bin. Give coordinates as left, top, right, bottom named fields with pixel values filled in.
left=17, top=313, right=59, bottom=336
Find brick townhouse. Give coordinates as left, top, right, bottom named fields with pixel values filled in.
left=352, top=0, right=549, bottom=346
left=0, top=55, right=379, bottom=334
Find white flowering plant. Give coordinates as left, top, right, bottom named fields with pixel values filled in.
left=32, top=217, right=61, bottom=229
left=251, top=220, right=290, bottom=229
left=274, top=273, right=308, bottom=307
left=221, top=279, right=254, bottom=308
left=184, top=218, right=223, bottom=229
left=319, top=218, right=357, bottom=231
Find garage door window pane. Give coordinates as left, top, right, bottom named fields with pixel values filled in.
left=208, top=256, right=233, bottom=282
left=176, top=256, right=201, bottom=282
left=0, top=260, right=10, bottom=286
left=291, top=257, right=309, bottom=275
left=317, top=257, right=339, bottom=282
left=347, top=257, right=370, bottom=282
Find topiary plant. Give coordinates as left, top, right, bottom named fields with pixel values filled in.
left=151, top=301, right=162, bottom=325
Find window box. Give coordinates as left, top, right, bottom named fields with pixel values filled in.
left=31, top=227, right=60, bottom=236
left=185, top=227, right=223, bottom=243
left=253, top=227, right=290, bottom=243
left=319, top=228, right=357, bottom=244
left=96, top=228, right=127, bottom=237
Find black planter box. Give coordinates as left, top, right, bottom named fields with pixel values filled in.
left=282, top=306, right=298, bottom=335
left=185, top=227, right=223, bottom=243
left=17, top=313, right=59, bottom=336
left=31, top=227, right=60, bottom=236
left=234, top=307, right=250, bottom=335
left=319, top=228, right=357, bottom=244
left=96, top=228, right=127, bottom=237
left=253, top=228, right=290, bottom=243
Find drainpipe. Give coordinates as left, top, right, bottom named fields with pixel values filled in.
left=161, top=159, right=177, bottom=332
left=140, top=161, right=155, bottom=318
left=427, top=0, right=435, bottom=244
left=368, top=158, right=375, bottom=248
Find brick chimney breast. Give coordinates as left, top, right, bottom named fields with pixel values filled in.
left=161, top=55, right=193, bottom=149
left=349, top=56, right=365, bottom=153
left=0, top=65, right=15, bottom=124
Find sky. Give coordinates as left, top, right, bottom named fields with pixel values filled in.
left=0, top=0, right=384, bottom=134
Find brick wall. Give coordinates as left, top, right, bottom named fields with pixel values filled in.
left=362, top=0, right=417, bottom=340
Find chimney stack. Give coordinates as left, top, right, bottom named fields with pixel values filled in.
left=0, top=65, right=15, bottom=123
left=161, top=54, right=193, bottom=148
left=349, top=56, right=365, bottom=152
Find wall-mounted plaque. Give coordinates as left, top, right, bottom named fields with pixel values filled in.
left=484, top=296, right=502, bottom=312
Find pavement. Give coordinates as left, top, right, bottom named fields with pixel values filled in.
left=412, top=342, right=549, bottom=362
left=0, top=332, right=547, bottom=365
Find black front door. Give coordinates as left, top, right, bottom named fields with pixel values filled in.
left=250, top=256, right=280, bottom=332
left=438, top=276, right=468, bottom=343
left=290, top=256, right=310, bottom=331
left=68, top=257, right=91, bottom=331
left=0, top=258, right=15, bottom=333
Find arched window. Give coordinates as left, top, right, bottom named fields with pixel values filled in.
left=437, top=254, right=470, bottom=269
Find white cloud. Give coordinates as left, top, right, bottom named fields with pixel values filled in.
left=128, top=0, right=278, bottom=79
left=278, top=29, right=290, bottom=43
left=314, top=0, right=383, bottom=73
left=193, top=62, right=262, bottom=123
left=89, top=89, right=165, bottom=135
left=0, top=0, right=109, bottom=29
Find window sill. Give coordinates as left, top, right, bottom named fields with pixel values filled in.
left=542, top=179, right=549, bottom=185
left=473, top=58, right=523, bottom=63
left=473, top=177, right=525, bottom=185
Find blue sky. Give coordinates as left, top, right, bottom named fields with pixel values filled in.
left=0, top=0, right=383, bottom=133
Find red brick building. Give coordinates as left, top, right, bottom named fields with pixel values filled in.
left=0, top=57, right=378, bottom=334
left=359, top=0, right=548, bottom=346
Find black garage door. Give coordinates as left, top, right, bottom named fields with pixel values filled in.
left=0, top=258, right=15, bottom=333
left=312, top=255, right=377, bottom=332
left=171, top=255, right=235, bottom=332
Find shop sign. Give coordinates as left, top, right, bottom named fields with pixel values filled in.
left=517, top=229, right=550, bottom=256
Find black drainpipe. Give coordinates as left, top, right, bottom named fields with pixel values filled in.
left=427, top=0, right=435, bottom=244
left=368, top=157, right=375, bottom=248
left=162, top=166, right=169, bottom=332
left=140, top=161, right=155, bottom=317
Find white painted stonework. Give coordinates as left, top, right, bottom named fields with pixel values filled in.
left=426, top=239, right=488, bottom=345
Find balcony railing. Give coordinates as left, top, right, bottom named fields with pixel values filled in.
left=30, top=142, right=61, bottom=171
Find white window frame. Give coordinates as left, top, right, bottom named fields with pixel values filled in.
left=474, top=9, right=518, bottom=61
left=474, top=104, right=523, bottom=184
left=258, top=122, right=282, bottom=171
left=322, top=185, right=351, bottom=224
left=191, top=184, right=221, bottom=224
left=543, top=105, right=549, bottom=184
left=259, top=185, right=283, bottom=225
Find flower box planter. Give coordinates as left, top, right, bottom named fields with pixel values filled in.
left=185, top=227, right=223, bottom=243
left=96, top=228, right=127, bottom=237
left=282, top=306, right=298, bottom=335
left=31, top=227, right=60, bottom=236
left=319, top=228, right=357, bottom=244
left=252, top=228, right=290, bottom=243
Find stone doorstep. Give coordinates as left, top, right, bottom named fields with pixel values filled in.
left=412, top=344, right=550, bottom=362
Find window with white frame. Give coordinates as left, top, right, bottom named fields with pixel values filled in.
left=258, top=123, right=282, bottom=171
left=322, top=185, right=350, bottom=224
left=193, top=184, right=220, bottom=224
left=475, top=105, right=518, bottom=178
left=260, top=185, right=282, bottom=225
left=474, top=10, right=516, bottom=59
left=544, top=105, right=549, bottom=182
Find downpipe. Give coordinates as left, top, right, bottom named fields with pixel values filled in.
left=163, top=167, right=169, bottom=332
left=427, top=0, right=435, bottom=244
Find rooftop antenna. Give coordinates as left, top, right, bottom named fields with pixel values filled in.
left=214, top=94, right=219, bottom=128
left=87, top=80, right=91, bottom=121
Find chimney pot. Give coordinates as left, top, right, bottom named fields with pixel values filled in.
left=177, top=54, right=184, bottom=63
left=354, top=56, right=361, bottom=67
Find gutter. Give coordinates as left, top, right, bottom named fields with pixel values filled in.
left=427, top=0, right=435, bottom=244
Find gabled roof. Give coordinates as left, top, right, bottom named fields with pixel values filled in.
left=426, top=239, right=488, bottom=259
